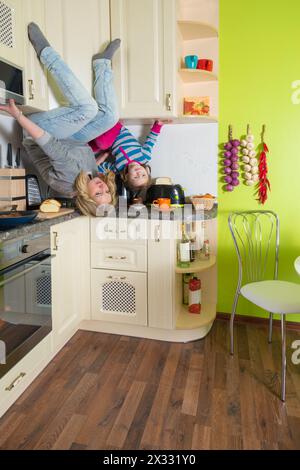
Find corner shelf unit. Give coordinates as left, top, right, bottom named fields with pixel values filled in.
left=175, top=255, right=216, bottom=274
left=178, top=21, right=218, bottom=40
left=176, top=303, right=216, bottom=330
left=177, top=16, right=219, bottom=121
left=179, top=68, right=218, bottom=83
left=175, top=252, right=217, bottom=331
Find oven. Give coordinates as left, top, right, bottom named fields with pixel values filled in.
left=0, top=232, right=53, bottom=378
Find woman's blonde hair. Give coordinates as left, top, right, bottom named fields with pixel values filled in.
left=74, top=171, right=117, bottom=216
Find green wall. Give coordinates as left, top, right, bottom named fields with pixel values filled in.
left=218, top=0, right=300, bottom=321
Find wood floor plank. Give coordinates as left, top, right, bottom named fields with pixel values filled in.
left=140, top=344, right=181, bottom=449
left=106, top=380, right=146, bottom=448
left=181, top=351, right=203, bottom=416
left=0, top=321, right=299, bottom=450
left=34, top=373, right=98, bottom=450
left=51, top=414, right=87, bottom=450
left=191, top=424, right=211, bottom=450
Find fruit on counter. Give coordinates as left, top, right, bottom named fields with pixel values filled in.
left=39, top=199, right=61, bottom=213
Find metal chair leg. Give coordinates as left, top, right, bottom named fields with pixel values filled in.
left=230, top=291, right=240, bottom=355
left=268, top=312, right=273, bottom=343
left=280, top=314, right=286, bottom=402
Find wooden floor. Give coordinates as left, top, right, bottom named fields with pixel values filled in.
left=0, top=319, right=299, bottom=450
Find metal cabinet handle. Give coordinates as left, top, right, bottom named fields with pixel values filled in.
left=166, top=93, right=172, bottom=111
left=107, top=276, right=127, bottom=281
left=52, top=232, right=59, bottom=251
left=5, top=372, right=26, bottom=391
left=155, top=225, right=161, bottom=243
left=106, top=256, right=127, bottom=260
left=28, top=79, right=34, bottom=100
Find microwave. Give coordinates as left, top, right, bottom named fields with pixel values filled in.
left=0, top=58, right=24, bottom=105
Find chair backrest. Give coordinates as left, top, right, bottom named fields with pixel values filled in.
left=228, top=211, right=279, bottom=287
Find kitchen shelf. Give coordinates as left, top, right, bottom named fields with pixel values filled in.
left=176, top=303, right=216, bottom=330
left=179, top=68, right=218, bottom=83
left=122, top=116, right=218, bottom=125
left=177, top=21, right=218, bottom=40
left=177, top=115, right=218, bottom=124
left=175, top=255, right=216, bottom=274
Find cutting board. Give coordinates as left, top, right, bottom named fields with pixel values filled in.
left=36, top=208, right=75, bottom=220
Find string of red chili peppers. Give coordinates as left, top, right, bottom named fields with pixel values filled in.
left=257, top=125, right=271, bottom=204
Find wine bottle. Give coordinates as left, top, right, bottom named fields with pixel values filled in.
left=178, top=223, right=190, bottom=268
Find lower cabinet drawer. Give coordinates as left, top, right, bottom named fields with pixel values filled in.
left=91, top=269, right=147, bottom=326
left=91, top=241, right=147, bottom=272
left=0, top=334, right=52, bottom=417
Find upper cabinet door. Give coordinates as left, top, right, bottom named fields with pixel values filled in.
left=0, top=0, right=24, bottom=67
left=23, top=0, right=49, bottom=111
left=110, top=0, right=177, bottom=118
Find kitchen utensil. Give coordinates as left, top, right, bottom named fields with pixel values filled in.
left=184, top=55, right=198, bottom=69
left=152, top=198, right=171, bottom=209
left=197, top=59, right=207, bottom=70
left=197, top=59, right=214, bottom=72
left=26, top=174, right=42, bottom=210
left=6, top=143, right=12, bottom=168
left=0, top=210, right=38, bottom=229
left=146, top=184, right=185, bottom=206
left=15, top=148, right=21, bottom=168
left=36, top=208, right=75, bottom=220
left=206, top=59, right=213, bottom=72
left=154, top=177, right=173, bottom=185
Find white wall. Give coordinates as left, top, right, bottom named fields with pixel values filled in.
left=127, top=123, right=218, bottom=197
left=0, top=114, right=218, bottom=198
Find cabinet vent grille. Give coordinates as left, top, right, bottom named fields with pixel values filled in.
left=102, top=281, right=136, bottom=316
left=36, top=274, right=52, bottom=307
left=0, top=1, right=14, bottom=49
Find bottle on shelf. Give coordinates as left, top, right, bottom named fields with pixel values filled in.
left=200, top=239, right=210, bottom=260
left=188, top=277, right=202, bottom=314
left=177, top=223, right=190, bottom=268
left=183, top=273, right=193, bottom=305
left=187, top=223, right=196, bottom=262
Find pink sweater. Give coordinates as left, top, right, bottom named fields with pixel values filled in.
left=88, top=121, right=163, bottom=153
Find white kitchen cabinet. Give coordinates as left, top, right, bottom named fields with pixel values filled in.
left=91, top=269, right=147, bottom=326
left=22, top=0, right=49, bottom=111
left=91, top=240, right=147, bottom=272
left=147, top=220, right=175, bottom=330
left=44, top=0, right=111, bottom=109
left=51, top=217, right=90, bottom=353
left=0, top=0, right=24, bottom=67
left=110, top=0, right=177, bottom=118
left=0, top=334, right=52, bottom=418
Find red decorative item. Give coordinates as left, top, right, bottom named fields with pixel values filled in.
left=257, top=125, right=271, bottom=204
left=188, top=277, right=202, bottom=314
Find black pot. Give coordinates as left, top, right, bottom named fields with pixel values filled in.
left=146, top=184, right=185, bottom=205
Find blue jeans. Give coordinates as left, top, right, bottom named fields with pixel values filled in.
left=29, top=47, right=119, bottom=141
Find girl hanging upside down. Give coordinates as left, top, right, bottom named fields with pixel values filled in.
left=0, top=23, right=122, bottom=216
left=89, top=120, right=166, bottom=200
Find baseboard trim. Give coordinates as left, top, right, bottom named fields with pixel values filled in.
left=217, top=312, right=300, bottom=331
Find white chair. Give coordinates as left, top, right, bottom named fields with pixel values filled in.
left=228, top=211, right=300, bottom=401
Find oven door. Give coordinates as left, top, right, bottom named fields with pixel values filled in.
left=0, top=251, right=53, bottom=378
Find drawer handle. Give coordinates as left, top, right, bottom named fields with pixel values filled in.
left=107, top=276, right=127, bottom=281
left=28, top=79, right=35, bottom=100
left=106, top=256, right=127, bottom=260
left=5, top=372, right=26, bottom=391
left=155, top=225, right=161, bottom=242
